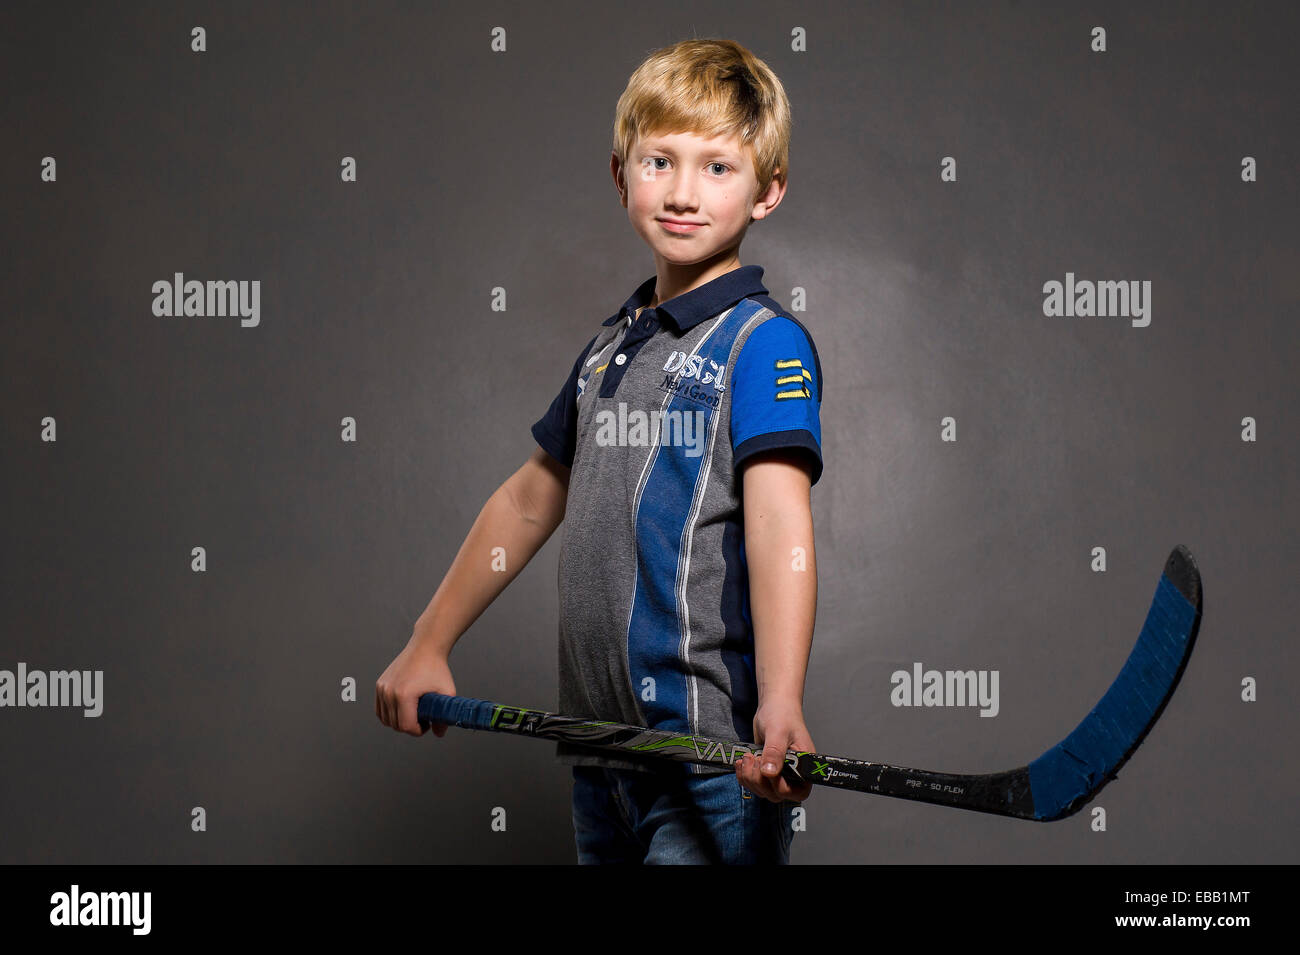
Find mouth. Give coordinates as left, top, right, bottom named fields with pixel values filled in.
left=657, top=218, right=704, bottom=234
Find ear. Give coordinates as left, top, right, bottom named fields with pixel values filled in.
left=751, top=168, right=787, bottom=223
left=610, top=151, right=627, bottom=207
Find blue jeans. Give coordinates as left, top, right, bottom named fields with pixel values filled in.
left=571, top=765, right=798, bottom=864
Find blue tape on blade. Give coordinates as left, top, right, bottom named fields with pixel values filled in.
left=416, top=693, right=500, bottom=731
left=1026, top=573, right=1198, bottom=819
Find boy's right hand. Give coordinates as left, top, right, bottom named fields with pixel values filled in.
left=376, top=639, right=456, bottom=737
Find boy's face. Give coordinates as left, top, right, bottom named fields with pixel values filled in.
left=612, top=128, right=784, bottom=272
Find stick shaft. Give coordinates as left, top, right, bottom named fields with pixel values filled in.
left=416, top=693, right=1037, bottom=818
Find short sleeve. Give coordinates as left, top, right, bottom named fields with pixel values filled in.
left=531, top=334, right=599, bottom=468
left=730, top=316, right=824, bottom=485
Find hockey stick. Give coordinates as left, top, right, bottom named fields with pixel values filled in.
left=417, top=544, right=1202, bottom=821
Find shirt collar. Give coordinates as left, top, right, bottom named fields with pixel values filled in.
left=602, top=265, right=768, bottom=332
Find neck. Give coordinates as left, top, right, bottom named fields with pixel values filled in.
left=650, top=247, right=742, bottom=307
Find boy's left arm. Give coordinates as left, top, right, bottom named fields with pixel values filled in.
left=733, top=449, right=817, bottom=803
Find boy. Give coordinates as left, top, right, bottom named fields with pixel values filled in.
left=377, top=38, right=824, bottom=864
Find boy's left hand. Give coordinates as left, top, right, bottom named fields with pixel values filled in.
left=734, top=700, right=815, bottom=803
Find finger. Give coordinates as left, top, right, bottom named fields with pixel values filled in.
left=734, top=756, right=759, bottom=795
left=758, top=766, right=787, bottom=802
left=747, top=752, right=806, bottom=802
left=734, top=759, right=754, bottom=795
left=740, top=754, right=783, bottom=803
left=400, top=696, right=426, bottom=736
left=759, top=739, right=787, bottom=779
left=772, top=775, right=812, bottom=802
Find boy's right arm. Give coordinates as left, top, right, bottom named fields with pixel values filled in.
left=375, top=446, right=570, bottom=736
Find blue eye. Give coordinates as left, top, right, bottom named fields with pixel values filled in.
left=645, top=158, right=728, bottom=174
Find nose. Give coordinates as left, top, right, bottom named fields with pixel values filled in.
left=664, top=170, right=698, bottom=212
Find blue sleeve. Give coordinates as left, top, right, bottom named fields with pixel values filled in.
left=531, top=334, right=599, bottom=468
left=730, top=316, right=824, bottom=485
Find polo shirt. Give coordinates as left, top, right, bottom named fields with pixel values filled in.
left=531, top=264, right=824, bottom=775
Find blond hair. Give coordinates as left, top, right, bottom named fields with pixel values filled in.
left=612, top=39, right=791, bottom=200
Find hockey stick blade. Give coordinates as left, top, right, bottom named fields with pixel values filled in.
left=417, top=545, right=1202, bottom=821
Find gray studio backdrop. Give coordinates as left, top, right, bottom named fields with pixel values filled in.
left=2, top=1, right=1296, bottom=864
